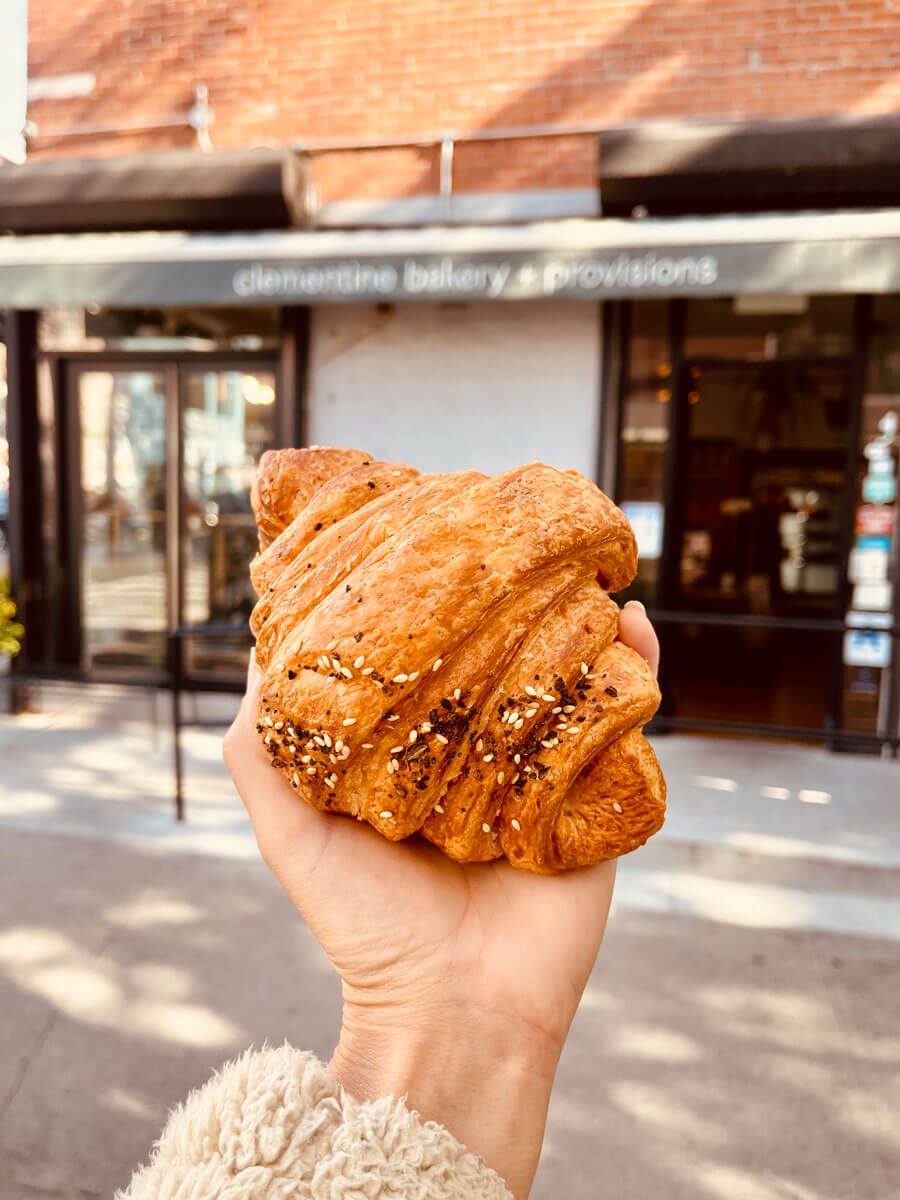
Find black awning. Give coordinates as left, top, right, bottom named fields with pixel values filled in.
left=0, top=146, right=310, bottom=234
left=600, top=115, right=900, bottom=217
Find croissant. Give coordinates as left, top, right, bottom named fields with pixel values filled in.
left=248, top=447, right=666, bottom=874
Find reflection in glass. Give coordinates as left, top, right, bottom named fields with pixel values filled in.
left=669, top=361, right=851, bottom=730
left=181, top=368, right=277, bottom=676
left=616, top=301, right=670, bottom=606
left=78, top=370, right=168, bottom=672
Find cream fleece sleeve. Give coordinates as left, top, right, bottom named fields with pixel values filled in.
left=118, top=1043, right=514, bottom=1200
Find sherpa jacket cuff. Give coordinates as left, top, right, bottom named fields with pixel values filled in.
left=118, top=1042, right=514, bottom=1199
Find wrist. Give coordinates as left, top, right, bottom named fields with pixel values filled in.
left=330, top=999, right=561, bottom=1199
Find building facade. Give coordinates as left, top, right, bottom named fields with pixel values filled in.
left=2, top=0, right=899, bottom=752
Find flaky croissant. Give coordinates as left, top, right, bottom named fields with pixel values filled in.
left=248, top=447, right=666, bottom=874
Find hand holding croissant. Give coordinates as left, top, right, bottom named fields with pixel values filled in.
left=224, top=447, right=665, bottom=1199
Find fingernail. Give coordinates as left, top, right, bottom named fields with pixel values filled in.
left=626, top=600, right=646, bottom=613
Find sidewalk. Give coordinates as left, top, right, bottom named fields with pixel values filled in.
left=0, top=682, right=899, bottom=1199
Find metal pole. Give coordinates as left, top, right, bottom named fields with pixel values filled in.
left=440, top=138, right=454, bottom=223
left=171, top=633, right=185, bottom=821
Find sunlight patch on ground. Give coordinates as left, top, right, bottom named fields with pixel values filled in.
left=106, top=895, right=205, bottom=929
left=760, top=785, right=791, bottom=800
left=101, top=1085, right=157, bottom=1122
left=0, top=790, right=59, bottom=817
left=614, top=1025, right=703, bottom=1064
left=0, top=925, right=241, bottom=1048
left=692, top=775, right=739, bottom=792
left=608, top=1080, right=725, bottom=1146
left=798, top=789, right=831, bottom=805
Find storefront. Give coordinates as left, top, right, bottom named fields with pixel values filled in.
left=1, top=153, right=898, bottom=751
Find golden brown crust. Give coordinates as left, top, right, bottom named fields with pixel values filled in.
left=249, top=447, right=665, bottom=873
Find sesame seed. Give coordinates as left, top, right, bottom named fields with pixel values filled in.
left=483, top=753, right=494, bottom=762
left=341, top=745, right=351, bottom=759
left=362, top=666, right=374, bottom=676
left=322, top=733, right=332, bottom=748
left=497, top=772, right=505, bottom=783
left=541, top=693, right=556, bottom=702
left=525, top=708, right=538, bottom=718
left=512, top=773, right=520, bottom=784
left=331, top=658, right=341, bottom=671
left=409, top=730, right=418, bottom=743
left=581, top=662, right=590, bottom=675
left=525, top=685, right=537, bottom=697
left=433, top=804, right=444, bottom=813
left=453, top=688, right=461, bottom=700
left=391, top=470, right=403, bottom=476
left=511, top=818, right=521, bottom=831
left=393, top=674, right=408, bottom=683
left=408, top=671, right=419, bottom=681
left=325, top=777, right=336, bottom=789
left=515, top=719, right=524, bottom=730
left=568, top=726, right=582, bottom=736
left=482, top=823, right=491, bottom=834
left=564, top=705, right=576, bottom=713
left=274, top=721, right=284, bottom=731
left=433, top=658, right=443, bottom=671
left=361, top=742, right=374, bottom=749
left=514, top=754, right=521, bottom=764
left=380, top=810, right=393, bottom=819
left=420, top=722, right=432, bottom=733
left=334, top=738, right=344, bottom=753
left=387, top=760, right=397, bottom=774
left=388, top=714, right=400, bottom=721
left=475, top=738, right=483, bottom=752
left=556, top=723, right=568, bottom=731
left=342, top=717, right=357, bottom=726
left=265, top=716, right=274, bottom=727
left=436, top=734, right=449, bottom=744
left=390, top=746, right=404, bottom=754
left=541, top=739, right=554, bottom=749
left=292, top=772, right=300, bottom=786
left=264, top=734, right=271, bottom=745
left=613, top=802, right=623, bottom=813
left=353, top=656, right=365, bottom=669
left=341, top=667, right=353, bottom=679
left=306, top=766, right=317, bottom=775
left=329, top=753, right=337, bottom=764
left=551, top=706, right=562, bottom=714
left=327, top=640, right=339, bottom=651
left=301, top=754, right=311, bottom=763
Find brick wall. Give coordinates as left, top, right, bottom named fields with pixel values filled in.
left=26, top=0, right=900, bottom=204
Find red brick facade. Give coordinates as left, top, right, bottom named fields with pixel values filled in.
left=26, top=1, right=900, bottom=205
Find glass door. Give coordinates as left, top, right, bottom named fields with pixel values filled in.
left=179, top=364, right=279, bottom=679
left=662, top=359, right=852, bottom=729
left=74, top=366, right=170, bottom=676
left=69, top=357, right=281, bottom=683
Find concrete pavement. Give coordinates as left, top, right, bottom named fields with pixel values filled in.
left=0, top=680, right=898, bottom=1198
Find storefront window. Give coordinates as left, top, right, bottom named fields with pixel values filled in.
left=840, top=296, right=900, bottom=740
left=684, top=295, right=854, bottom=361
left=616, top=301, right=670, bottom=605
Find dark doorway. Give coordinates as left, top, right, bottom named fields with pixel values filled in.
left=660, top=358, right=852, bottom=730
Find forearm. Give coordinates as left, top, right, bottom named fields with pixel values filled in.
left=330, top=1002, right=560, bottom=1199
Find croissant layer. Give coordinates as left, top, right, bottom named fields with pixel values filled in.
left=249, top=447, right=666, bottom=873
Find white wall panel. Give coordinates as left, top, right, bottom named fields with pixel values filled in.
left=306, top=301, right=600, bottom=478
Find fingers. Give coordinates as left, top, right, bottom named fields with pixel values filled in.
left=223, top=651, right=332, bottom=875
left=617, top=600, right=660, bottom=678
